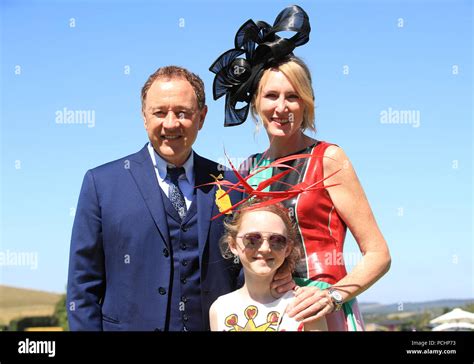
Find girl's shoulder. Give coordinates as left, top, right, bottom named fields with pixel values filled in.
left=214, top=289, right=243, bottom=305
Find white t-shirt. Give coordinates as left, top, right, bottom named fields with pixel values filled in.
left=212, top=290, right=302, bottom=331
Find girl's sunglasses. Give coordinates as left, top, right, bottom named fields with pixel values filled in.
left=237, top=232, right=288, bottom=251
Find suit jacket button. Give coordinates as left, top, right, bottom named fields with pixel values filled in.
left=162, top=248, right=169, bottom=257
left=181, top=226, right=188, bottom=232
left=158, top=287, right=166, bottom=295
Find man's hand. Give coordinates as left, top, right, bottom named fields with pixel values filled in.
left=286, top=286, right=334, bottom=323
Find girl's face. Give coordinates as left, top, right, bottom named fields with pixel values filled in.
left=230, top=210, right=291, bottom=277
left=256, top=69, right=305, bottom=140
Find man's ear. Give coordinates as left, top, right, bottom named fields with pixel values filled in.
left=198, top=105, right=208, bottom=130
left=142, top=110, right=147, bottom=127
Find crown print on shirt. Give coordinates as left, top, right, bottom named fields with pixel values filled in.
left=224, top=305, right=281, bottom=331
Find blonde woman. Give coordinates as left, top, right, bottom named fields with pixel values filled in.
left=210, top=5, right=391, bottom=331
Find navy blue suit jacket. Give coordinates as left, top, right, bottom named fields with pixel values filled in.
left=67, top=145, right=241, bottom=331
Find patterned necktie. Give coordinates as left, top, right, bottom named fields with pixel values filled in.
left=167, top=167, right=187, bottom=219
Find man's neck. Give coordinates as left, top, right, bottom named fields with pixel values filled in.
left=150, top=144, right=192, bottom=168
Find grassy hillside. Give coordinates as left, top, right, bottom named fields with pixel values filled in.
left=0, top=285, right=63, bottom=326
left=360, top=299, right=474, bottom=315
left=361, top=299, right=474, bottom=331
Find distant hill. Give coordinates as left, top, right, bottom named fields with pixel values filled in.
left=1, top=285, right=472, bottom=326
left=0, top=285, right=63, bottom=325
left=360, top=299, right=474, bottom=315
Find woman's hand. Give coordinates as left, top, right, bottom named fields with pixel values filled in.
left=286, top=286, right=335, bottom=323
left=271, top=267, right=295, bottom=297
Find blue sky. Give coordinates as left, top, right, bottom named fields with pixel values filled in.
left=0, top=0, right=472, bottom=305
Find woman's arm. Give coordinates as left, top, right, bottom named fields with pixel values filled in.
left=287, top=145, right=391, bottom=322
left=324, top=145, right=391, bottom=301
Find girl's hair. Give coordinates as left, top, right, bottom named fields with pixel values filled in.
left=251, top=56, right=316, bottom=132
left=219, top=199, right=301, bottom=273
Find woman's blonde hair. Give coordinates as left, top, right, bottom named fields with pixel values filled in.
left=219, top=199, right=301, bottom=273
left=251, top=56, right=315, bottom=132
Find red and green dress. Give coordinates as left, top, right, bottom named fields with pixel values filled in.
left=245, top=141, right=365, bottom=331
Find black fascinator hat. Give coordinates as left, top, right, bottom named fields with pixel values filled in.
left=209, top=5, right=311, bottom=127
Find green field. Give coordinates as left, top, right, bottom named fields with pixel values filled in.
left=0, top=285, right=62, bottom=326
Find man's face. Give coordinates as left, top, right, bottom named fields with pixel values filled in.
left=143, top=78, right=207, bottom=166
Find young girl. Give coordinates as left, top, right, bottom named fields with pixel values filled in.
left=209, top=200, right=328, bottom=331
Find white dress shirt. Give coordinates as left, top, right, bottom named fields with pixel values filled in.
left=147, top=143, right=194, bottom=209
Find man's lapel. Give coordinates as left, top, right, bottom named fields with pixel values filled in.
left=194, top=153, right=217, bottom=255
left=128, top=145, right=170, bottom=247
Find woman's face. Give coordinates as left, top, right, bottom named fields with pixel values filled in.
left=230, top=210, right=291, bottom=277
left=256, top=69, right=305, bottom=139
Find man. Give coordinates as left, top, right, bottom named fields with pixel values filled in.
left=67, top=66, right=244, bottom=331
